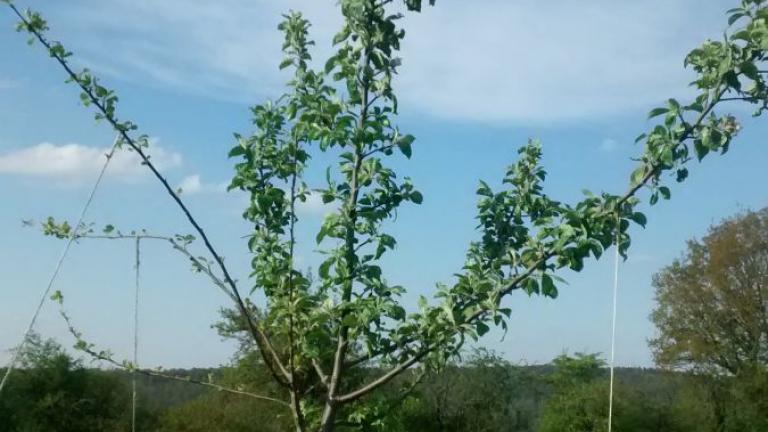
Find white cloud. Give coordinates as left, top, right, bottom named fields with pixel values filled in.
left=0, top=141, right=182, bottom=185
left=222, top=185, right=333, bottom=214
left=36, top=0, right=731, bottom=122
left=297, top=191, right=335, bottom=216
left=47, top=0, right=340, bottom=102
left=397, top=0, right=728, bottom=122
left=177, top=174, right=203, bottom=194
left=176, top=174, right=228, bottom=195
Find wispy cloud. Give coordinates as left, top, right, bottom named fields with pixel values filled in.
left=35, top=0, right=730, bottom=122
left=398, top=0, right=728, bottom=122
left=297, top=191, right=335, bottom=217
left=47, top=0, right=340, bottom=101
left=0, top=78, right=18, bottom=90
left=176, top=174, right=228, bottom=195
left=225, top=183, right=335, bottom=216
left=0, top=141, right=182, bottom=185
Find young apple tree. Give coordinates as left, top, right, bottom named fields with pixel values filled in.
left=7, top=0, right=768, bottom=430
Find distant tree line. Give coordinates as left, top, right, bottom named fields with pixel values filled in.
left=2, top=207, right=766, bottom=432
left=1, top=338, right=765, bottom=431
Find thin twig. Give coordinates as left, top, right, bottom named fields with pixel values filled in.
left=0, top=136, right=120, bottom=396
left=75, top=232, right=237, bottom=303
left=6, top=2, right=291, bottom=386
left=51, top=288, right=291, bottom=409
left=85, top=348, right=291, bottom=408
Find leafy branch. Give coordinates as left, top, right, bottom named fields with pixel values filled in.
left=333, top=1, right=768, bottom=402
left=50, top=286, right=290, bottom=409
left=3, top=0, right=292, bottom=387
left=31, top=220, right=292, bottom=407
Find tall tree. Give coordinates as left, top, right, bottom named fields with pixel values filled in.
left=538, top=353, right=610, bottom=432
left=650, top=208, right=768, bottom=374
left=651, top=208, right=768, bottom=431
left=394, top=349, right=535, bottom=432
left=538, top=353, right=718, bottom=432
left=7, top=0, right=768, bottom=430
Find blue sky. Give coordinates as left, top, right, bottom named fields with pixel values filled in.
left=1, top=0, right=766, bottom=369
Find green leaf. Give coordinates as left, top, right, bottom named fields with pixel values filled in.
left=661, top=147, right=674, bottom=166
left=397, top=134, right=415, bottom=158
left=476, top=322, right=490, bottom=337
left=630, top=166, right=647, bottom=186
left=524, top=277, right=539, bottom=295
left=332, top=26, right=350, bottom=45
left=319, top=259, right=333, bottom=279
left=740, top=62, right=759, bottom=81
left=728, top=12, right=745, bottom=26
left=390, top=305, right=406, bottom=321
left=363, top=265, right=382, bottom=280
left=723, top=71, right=741, bottom=92
left=659, top=186, right=671, bottom=200
left=50, top=290, right=63, bottom=304
left=324, top=55, right=338, bottom=74
left=694, top=139, right=709, bottom=160
left=322, top=191, right=335, bottom=204
left=417, top=295, right=428, bottom=310
left=541, top=274, right=558, bottom=298
left=74, top=340, right=88, bottom=351
left=316, top=219, right=330, bottom=244
left=686, top=101, right=704, bottom=113
left=648, top=107, right=669, bottom=119
left=667, top=98, right=681, bottom=112
left=228, top=145, right=246, bottom=157
left=629, top=212, right=647, bottom=228
left=476, top=180, right=493, bottom=197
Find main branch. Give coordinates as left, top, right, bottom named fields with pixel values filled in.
left=336, top=82, right=730, bottom=403
left=6, top=2, right=291, bottom=387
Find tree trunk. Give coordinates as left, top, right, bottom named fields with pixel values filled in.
left=290, top=389, right=307, bottom=432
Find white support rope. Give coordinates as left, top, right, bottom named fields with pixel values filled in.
left=607, top=213, right=621, bottom=432
left=132, top=237, right=140, bottom=432
left=0, top=135, right=121, bottom=396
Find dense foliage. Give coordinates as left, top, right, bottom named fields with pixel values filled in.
left=4, top=341, right=767, bottom=432
left=0, top=334, right=134, bottom=431
left=651, top=208, right=768, bottom=431
left=651, top=209, right=768, bottom=374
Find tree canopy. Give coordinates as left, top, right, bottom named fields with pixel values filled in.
left=0, top=334, right=134, bottom=431
left=651, top=208, right=768, bottom=374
